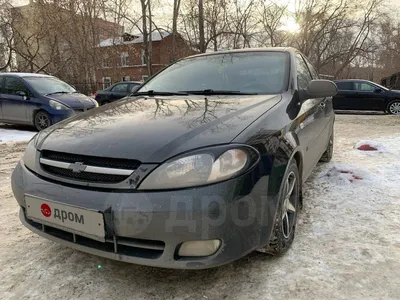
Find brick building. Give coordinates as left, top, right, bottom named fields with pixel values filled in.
left=96, top=31, right=195, bottom=88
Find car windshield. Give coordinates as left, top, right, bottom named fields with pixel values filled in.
left=24, top=77, right=76, bottom=95
left=138, top=52, right=290, bottom=95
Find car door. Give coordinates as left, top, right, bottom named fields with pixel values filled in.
left=295, top=53, right=327, bottom=179
left=110, top=83, right=130, bottom=101
left=0, top=76, right=31, bottom=123
left=333, top=82, right=357, bottom=110
left=353, top=82, right=386, bottom=111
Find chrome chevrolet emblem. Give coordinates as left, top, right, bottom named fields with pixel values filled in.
left=68, top=162, right=87, bottom=173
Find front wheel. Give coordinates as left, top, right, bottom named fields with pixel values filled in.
left=387, top=100, right=400, bottom=115
left=258, top=160, right=300, bottom=255
left=320, top=133, right=334, bottom=162
left=34, top=111, right=52, bottom=131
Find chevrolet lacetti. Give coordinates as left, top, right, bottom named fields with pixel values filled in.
left=11, top=48, right=337, bottom=269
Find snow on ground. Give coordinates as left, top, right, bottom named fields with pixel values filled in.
left=0, top=114, right=399, bottom=300
left=0, top=127, right=36, bottom=144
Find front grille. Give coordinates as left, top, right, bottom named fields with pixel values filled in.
left=41, top=150, right=140, bottom=170
left=40, top=150, right=141, bottom=183
left=41, top=164, right=128, bottom=183
left=25, top=214, right=164, bottom=259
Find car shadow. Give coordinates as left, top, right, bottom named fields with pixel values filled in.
left=334, top=110, right=385, bottom=115
left=0, top=123, right=36, bottom=132
left=50, top=244, right=281, bottom=298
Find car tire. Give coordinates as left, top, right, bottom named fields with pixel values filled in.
left=34, top=111, right=52, bottom=131
left=387, top=100, right=400, bottom=115
left=258, top=160, right=300, bottom=255
left=319, top=133, right=334, bottom=162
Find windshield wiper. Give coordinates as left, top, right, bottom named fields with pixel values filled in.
left=181, top=89, right=258, bottom=95
left=45, top=91, right=70, bottom=96
left=134, top=90, right=189, bottom=96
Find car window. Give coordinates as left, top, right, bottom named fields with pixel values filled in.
left=296, top=54, right=312, bottom=89
left=355, top=82, right=375, bottom=91
left=336, top=82, right=354, bottom=90
left=111, top=83, right=129, bottom=92
left=3, top=77, right=29, bottom=95
left=302, top=55, right=319, bottom=79
left=138, top=52, right=290, bottom=94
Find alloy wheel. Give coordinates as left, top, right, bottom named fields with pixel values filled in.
left=36, top=113, right=50, bottom=130
left=282, top=171, right=297, bottom=239
left=389, top=102, right=400, bottom=115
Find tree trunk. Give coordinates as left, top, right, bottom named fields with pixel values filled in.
left=147, top=0, right=152, bottom=76
left=172, top=0, right=181, bottom=61
left=198, top=0, right=205, bottom=52
left=141, top=0, right=150, bottom=78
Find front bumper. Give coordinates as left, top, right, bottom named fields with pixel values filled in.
left=49, top=110, right=75, bottom=124
left=12, top=160, right=275, bottom=269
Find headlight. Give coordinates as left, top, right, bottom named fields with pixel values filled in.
left=92, top=99, right=99, bottom=107
left=138, top=148, right=254, bottom=190
left=49, top=100, right=70, bottom=110
left=23, top=136, right=39, bottom=170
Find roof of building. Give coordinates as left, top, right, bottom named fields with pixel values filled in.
left=99, top=31, right=170, bottom=47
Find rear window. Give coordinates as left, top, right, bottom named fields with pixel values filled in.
left=336, top=82, right=354, bottom=90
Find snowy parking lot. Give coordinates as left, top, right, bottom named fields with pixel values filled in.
left=0, top=114, right=399, bottom=300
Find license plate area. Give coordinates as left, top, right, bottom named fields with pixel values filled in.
left=25, top=194, right=105, bottom=242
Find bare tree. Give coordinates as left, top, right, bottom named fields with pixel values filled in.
left=198, top=0, right=205, bottom=52
left=172, top=0, right=182, bottom=60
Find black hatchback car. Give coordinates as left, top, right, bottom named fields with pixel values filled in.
left=0, top=73, right=98, bottom=130
left=333, top=79, right=400, bottom=114
left=94, top=81, right=142, bottom=105
left=12, top=48, right=337, bottom=269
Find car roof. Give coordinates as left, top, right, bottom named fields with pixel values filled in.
left=185, top=47, right=297, bottom=60
left=113, top=81, right=142, bottom=84
left=334, top=79, right=374, bottom=83
left=0, top=72, right=54, bottom=78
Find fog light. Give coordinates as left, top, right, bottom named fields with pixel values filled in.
left=178, top=239, right=221, bottom=257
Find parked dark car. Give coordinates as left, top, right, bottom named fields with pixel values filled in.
left=0, top=73, right=98, bottom=130
left=94, top=81, right=142, bottom=105
left=333, top=79, right=400, bottom=114
left=12, top=48, right=337, bottom=269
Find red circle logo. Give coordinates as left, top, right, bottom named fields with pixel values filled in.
left=41, top=204, right=51, bottom=218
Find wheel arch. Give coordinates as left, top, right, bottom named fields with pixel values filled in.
left=386, top=99, right=400, bottom=114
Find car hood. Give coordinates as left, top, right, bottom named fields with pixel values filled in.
left=37, top=94, right=281, bottom=162
left=46, top=93, right=95, bottom=109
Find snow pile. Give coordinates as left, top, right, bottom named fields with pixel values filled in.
left=99, top=31, right=170, bottom=47
left=321, top=164, right=379, bottom=185
left=0, top=128, right=36, bottom=144
left=354, top=140, right=390, bottom=152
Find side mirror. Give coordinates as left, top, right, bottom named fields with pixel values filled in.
left=131, top=85, right=140, bottom=93
left=16, top=91, right=28, bottom=100
left=305, top=80, right=338, bottom=99
left=374, top=88, right=382, bottom=93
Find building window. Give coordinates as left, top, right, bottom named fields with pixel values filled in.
left=141, top=49, right=147, bottom=65
left=102, top=77, right=112, bottom=89
left=120, top=52, right=129, bottom=67
left=142, top=75, right=149, bottom=82
left=121, top=76, right=130, bottom=81
left=102, top=54, right=109, bottom=68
